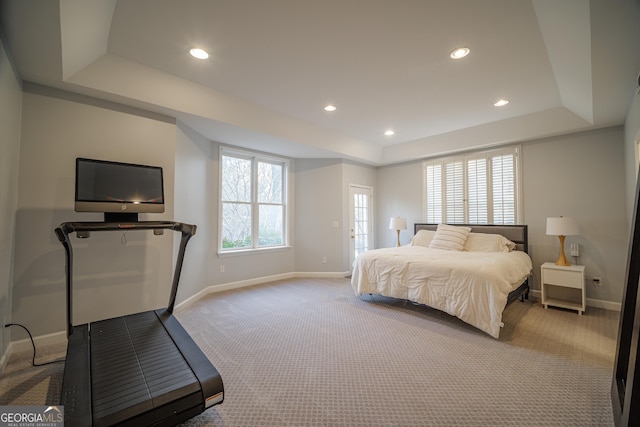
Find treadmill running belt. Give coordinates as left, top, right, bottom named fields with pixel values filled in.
left=90, top=311, right=201, bottom=426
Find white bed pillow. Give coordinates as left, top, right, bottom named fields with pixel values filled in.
left=463, top=232, right=516, bottom=252
left=410, top=229, right=436, bottom=247
left=429, top=224, right=471, bottom=251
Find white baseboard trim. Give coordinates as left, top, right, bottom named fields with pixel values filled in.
left=294, top=271, right=351, bottom=279
left=10, top=330, right=67, bottom=354
left=0, top=343, right=13, bottom=375
left=2, top=330, right=66, bottom=375
left=174, top=272, right=295, bottom=312
left=528, top=290, right=621, bottom=312
left=586, top=297, right=621, bottom=312
left=175, top=271, right=350, bottom=312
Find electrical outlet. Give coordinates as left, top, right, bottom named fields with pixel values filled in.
left=570, top=243, right=579, bottom=257
left=220, top=265, right=225, bottom=273
left=322, top=256, right=327, bottom=264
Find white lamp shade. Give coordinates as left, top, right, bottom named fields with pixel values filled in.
left=389, top=217, right=407, bottom=231
left=546, top=217, right=579, bottom=236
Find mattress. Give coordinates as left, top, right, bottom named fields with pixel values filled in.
left=351, top=245, right=533, bottom=337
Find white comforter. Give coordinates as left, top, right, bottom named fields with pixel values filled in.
left=351, top=246, right=533, bottom=338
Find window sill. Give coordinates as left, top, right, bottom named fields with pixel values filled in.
left=217, top=245, right=292, bottom=258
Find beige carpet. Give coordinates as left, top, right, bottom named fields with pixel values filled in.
left=0, top=278, right=619, bottom=426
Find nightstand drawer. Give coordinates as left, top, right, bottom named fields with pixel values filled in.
left=541, top=263, right=585, bottom=315
left=543, top=268, right=582, bottom=289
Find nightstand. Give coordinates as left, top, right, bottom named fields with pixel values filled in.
left=540, top=262, right=586, bottom=315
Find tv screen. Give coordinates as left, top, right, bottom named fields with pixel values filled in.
left=75, top=157, right=164, bottom=221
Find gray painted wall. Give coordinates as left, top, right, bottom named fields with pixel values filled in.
left=294, top=159, right=344, bottom=272
left=174, top=123, right=214, bottom=304
left=375, top=161, right=423, bottom=248
left=12, top=92, right=177, bottom=337
left=521, top=127, right=627, bottom=303
left=292, top=158, right=376, bottom=273
left=0, top=37, right=22, bottom=359
left=375, top=126, right=628, bottom=304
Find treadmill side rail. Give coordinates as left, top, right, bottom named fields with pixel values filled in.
left=156, top=309, right=224, bottom=407
left=60, top=324, right=92, bottom=427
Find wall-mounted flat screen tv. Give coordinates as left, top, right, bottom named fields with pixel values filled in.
left=75, top=157, right=164, bottom=222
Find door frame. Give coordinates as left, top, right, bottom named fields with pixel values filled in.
left=348, top=184, right=374, bottom=268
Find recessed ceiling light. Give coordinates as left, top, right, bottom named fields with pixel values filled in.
left=189, top=48, right=209, bottom=60
left=494, top=99, right=509, bottom=107
left=450, top=47, right=470, bottom=59
left=324, top=105, right=337, bottom=112
left=384, top=130, right=395, bottom=136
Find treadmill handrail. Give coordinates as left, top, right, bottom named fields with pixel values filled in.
left=55, top=221, right=197, bottom=337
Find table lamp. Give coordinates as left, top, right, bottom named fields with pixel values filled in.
left=389, top=216, right=407, bottom=247
left=546, top=216, right=579, bottom=266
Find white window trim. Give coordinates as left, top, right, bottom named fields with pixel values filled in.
left=422, top=145, right=523, bottom=225
left=218, top=146, right=291, bottom=255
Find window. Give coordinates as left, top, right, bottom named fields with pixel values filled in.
left=220, top=148, right=289, bottom=252
left=423, top=146, right=521, bottom=224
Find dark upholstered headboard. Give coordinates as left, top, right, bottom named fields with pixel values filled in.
left=414, top=223, right=529, bottom=253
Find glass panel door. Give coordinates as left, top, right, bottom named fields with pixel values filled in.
left=349, top=185, right=373, bottom=269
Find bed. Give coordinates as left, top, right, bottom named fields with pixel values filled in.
left=351, top=223, right=533, bottom=338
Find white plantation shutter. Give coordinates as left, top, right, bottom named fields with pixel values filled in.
left=492, top=153, right=517, bottom=224
left=423, top=146, right=521, bottom=225
left=445, top=161, right=465, bottom=223
left=467, top=158, right=488, bottom=223
left=424, top=163, right=443, bottom=223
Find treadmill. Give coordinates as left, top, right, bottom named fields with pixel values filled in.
left=55, top=221, right=224, bottom=427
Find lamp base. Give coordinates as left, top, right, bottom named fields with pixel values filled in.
left=396, top=229, right=401, bottom=247
left=555, top=235, right=571, bottom=266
